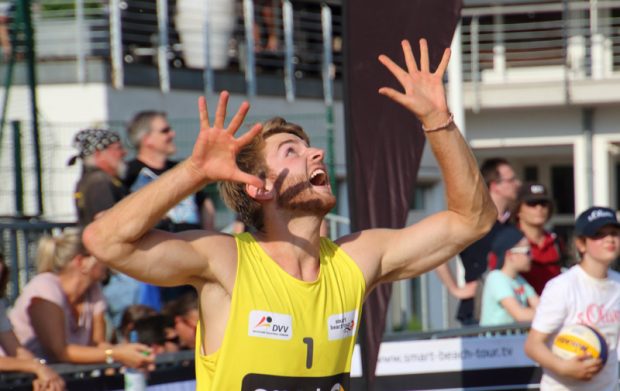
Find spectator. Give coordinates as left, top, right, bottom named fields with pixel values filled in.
left=480, top=225, right=538, bottom=326
left=68, top=128, right=140, bottom=333
left=525, top=206, right=620, bottom=389
left=69, top=128, right=128, bottom=228
left=124, top=111, right=216, bottom=307
left=162, top=293, right=198, bottom=350
left=436, top=157, right=521, bottom=325
left=8, top=231, right=153, bottom=369
left=134, top=314, right=180, bottom=354
left=0, top=251, right=65, bottom=391
left=254, top=0, right=279, bottom=52
left=510, top=182, right=564, bottom=295
left=117, top=304, right=157, bottom=343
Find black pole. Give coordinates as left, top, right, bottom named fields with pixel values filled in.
left=17, top=0, right=43, bottom=215
left=12, top=120, right=23, bottom=216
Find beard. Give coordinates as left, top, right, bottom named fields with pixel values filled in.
left=275, top=173, right=336, bottom=216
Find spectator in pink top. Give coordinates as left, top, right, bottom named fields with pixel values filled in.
left=9, top=231, right=154, bottom=369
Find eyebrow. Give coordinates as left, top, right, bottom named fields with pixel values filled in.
left=277, top=138, right=306, bottom=151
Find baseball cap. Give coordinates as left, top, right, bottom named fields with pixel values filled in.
left=575, top=206, right=620, bottom=237
left=517, top=182, right=551, bottom=203
left=491, top=225, right=525, bottom=268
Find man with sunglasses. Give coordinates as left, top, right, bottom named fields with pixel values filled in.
left=509, top=182, right=565, bottom=295
left=123, top=111, right=217, bottom=309
left=480, top=225, right=538, bottom=326
left=436, top=157, right=522, bottom=325
left=525, top=207, right=620, bottom=390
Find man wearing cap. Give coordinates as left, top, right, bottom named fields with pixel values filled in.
left=480, top=225, right=538, bottom=326
left=509, top=182, right=564, bottom=295
left=435, top=157, right=521, bottom=325
left=70, top=128, right=128, bottom=227
left=525, top=206, right=620, bottom=390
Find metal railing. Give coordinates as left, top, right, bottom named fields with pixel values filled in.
left=4, top=0, right=343, bottom=96
left=5, top=1, right=620, bottom=95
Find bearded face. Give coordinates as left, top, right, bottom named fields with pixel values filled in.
left=271, top=170, right=336, bottom=216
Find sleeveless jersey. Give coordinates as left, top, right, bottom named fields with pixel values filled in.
left=195, top=232, right=366, bottom=390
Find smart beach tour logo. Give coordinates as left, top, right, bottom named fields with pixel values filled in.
left=328, top=310, right=358, bottom=340
left=249, top=311, right=292, bottom=340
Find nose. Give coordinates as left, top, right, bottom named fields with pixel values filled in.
left=309, top=147, right=325, bottom=162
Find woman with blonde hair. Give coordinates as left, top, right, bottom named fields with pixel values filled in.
left=9, top=231, right=154, bottom=368
left=0, top=251, right=65, bottom=390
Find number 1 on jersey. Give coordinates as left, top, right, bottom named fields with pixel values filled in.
left=303, top=337, right=314, bottom=369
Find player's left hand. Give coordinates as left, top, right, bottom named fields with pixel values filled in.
left=378, top=39, right=451, bottom=130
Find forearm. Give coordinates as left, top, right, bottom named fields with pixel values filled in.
left=0, top=357, right=40, bottom=374
left=84, top=160, right=208, bottom=263
left=425, top=119, right=496, bottom=234
left=435, top=263, right=458, bottom=291
left=525, top=336, right=563, bottom=375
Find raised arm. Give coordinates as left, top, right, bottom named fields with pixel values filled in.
left=339, top=39, right=496, bottom=290
left=83, top=92, right=264, bottom=287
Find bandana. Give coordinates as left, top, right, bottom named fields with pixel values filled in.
left=67, top=128, right=121, bottom=166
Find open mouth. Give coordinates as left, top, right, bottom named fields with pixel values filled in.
left=309, top=169, right=328, bottom=187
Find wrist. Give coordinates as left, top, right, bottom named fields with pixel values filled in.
left=104, top=348, right=115, bottom=365
left=420, top=111, right=452, bottom=132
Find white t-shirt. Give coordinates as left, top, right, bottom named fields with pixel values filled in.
left=532, top=265, right=620, bottom=391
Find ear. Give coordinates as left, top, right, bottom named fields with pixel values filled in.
left=246, top=183, right=274, bottom=201
left=575, top=237, right=587, bottom=254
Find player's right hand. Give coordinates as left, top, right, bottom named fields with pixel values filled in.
left=189, top=91, right=264, bottom=189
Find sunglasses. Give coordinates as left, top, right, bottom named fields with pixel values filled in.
left=158, top=126, right=172, bottom=134
left=165, top=335, right=180, bottom=344
left=510, top=246, right=531, bottom=257
left=525, top=200, right=550, bottom=208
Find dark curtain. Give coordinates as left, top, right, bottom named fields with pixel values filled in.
left=342, top=1, right=462, bottom=387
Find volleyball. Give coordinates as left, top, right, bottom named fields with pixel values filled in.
left=552, top=324, right=608, bottom=365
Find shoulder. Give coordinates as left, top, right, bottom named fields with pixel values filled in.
left=22, top=273, right=65, bottom=304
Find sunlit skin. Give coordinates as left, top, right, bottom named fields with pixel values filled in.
left=94, top=142, right=126, bottom=177
left=576, top=225, right=620, bottom=278
left=83, top=39, right=496, bottom=368
left=262, top=133, right=335, bottom=215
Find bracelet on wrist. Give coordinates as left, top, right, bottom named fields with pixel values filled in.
left=104, top=348, right=115, bottom=365
left=422, top=112, right=454, bottom=132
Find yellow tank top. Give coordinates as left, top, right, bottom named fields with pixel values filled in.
left=195, top=232, right=366, bottom=390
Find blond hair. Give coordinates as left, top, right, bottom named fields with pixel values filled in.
left=37, top=231, right=87, bottom=274
left=219, top=117, right=310, bottom=231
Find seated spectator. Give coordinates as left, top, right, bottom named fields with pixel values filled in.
left=9, top=231, right=154, bottom=369
left=0, top=252, right=65, bottom=390
left=134, top=314, right=180, bottom=354
left=118, top=304, right=157, bottom=343
left=480, top=226, right=539, bottom=326
left=162, top=292, right=198, bottom=350
left=510, top=182, right=564, bottom=295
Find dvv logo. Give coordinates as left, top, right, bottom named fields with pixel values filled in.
left=249, top=311, right=293, bottom=340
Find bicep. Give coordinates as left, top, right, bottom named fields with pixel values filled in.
left=353, top=212, right=483, bottom=287
left=28, top=299, right=67, bottom=361
left=110, top=230, right=233, bottom=288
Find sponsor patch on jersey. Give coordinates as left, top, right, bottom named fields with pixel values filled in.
left=248, top=310, right=292, bottom=340
left=327, top=310, right=358, bottom=340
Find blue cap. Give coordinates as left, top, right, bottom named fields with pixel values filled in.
left=575, top=207, right=620, bottom=237
left=491, top=225, right=525, bottom=268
